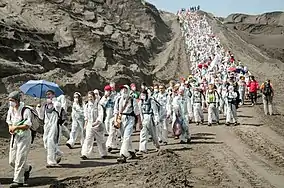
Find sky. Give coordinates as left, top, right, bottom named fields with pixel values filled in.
left=146, top=0, right=284, bottom=17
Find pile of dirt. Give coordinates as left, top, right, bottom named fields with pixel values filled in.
left=50, top=149, right=193, bottom=188
left=222, top=11, right=284, bottom=62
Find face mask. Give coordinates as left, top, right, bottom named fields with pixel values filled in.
left=154, top=89, right=158, bottom=93
left=46, top=98, right=52, bottom=104
left=74, top=98, right=79, bottom=103
left=105, top=91, right=110, bottom=96
left=9, top=101, right=16, bottom=107
left=141, top=86, right=145, bottom=90
left=140, top=95, right=146, bottom=100
left=208, top=90, right=213, bottom=92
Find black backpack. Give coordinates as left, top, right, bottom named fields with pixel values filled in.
left=263, top=83, right=272, bottom=96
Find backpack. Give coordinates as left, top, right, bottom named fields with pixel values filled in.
left=263, top=83, right=272, bottom=96
left=21, top=106, right=43, bottom=144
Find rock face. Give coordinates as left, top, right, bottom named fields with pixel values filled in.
left=0, top=0, right=187, bottom=123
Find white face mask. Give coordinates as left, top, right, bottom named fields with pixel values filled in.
left=141, top=86, right=145, bottom=90
left=140, top=95, right=146, bottom=100
left=9, top=101, right=16, bottom=107
left=208, top=90, right=213, bottom=93
left=74, top=98, right=79, bottom=103
left=46, top=98, right=52, bottom=104
left=105, top=91, right=110, bottom=96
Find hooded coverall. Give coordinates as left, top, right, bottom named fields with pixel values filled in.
left=156, top=92, right=170, bottom=143
left=192, top=90, right=205, bottom=124
left=41, top=101, right=64, bottom=166
left=66, top=102, right=85, bottom=148
left=171, top=95, right=190, bottom=142
left=81, top=101, right=107, bottom=158
left=6, top=103, right=32, bottom=184
left=138, top=98, right=160, bottom=152
left=114, top=96, right=140, bottom=158
left=100, top=95, right=118, bottom=149
left=206, top=90, right=220, bottom=124
left=57, top=95, right=70, bottom=140
left=225, top=91, right=238, bottom=123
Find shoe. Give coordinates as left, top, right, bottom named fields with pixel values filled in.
left=101, top=155, right=109, bottom=159
left=56, top=156, right=62, bottom=164
left=180, top=140, right=188, bottom=144
left=201, top=120, right=204, bottom=125
left=46, top=164, right=60, bottom=168
left=159, top=140, right=162, bottom=143
left=107, top=147, right=113, bottom=153
left=187, top=138, right=191, bottom=143
left=128, top=151, right=137, bottom=159
left=196, top=122, right=200, bottom=125
left=174, top=136, right=179, bottom=140
left=136, top=150, right=147, bottom=156
left=80, top=155, right=88, bottom=160
left=162, top=142, right=168, bottom=146
left=208, top=123, right=212, bottom=126
left=66, top=143, right=73, bottom=149
left=10, top=182, right=23, bottom=188
left=216, top=121, right=220, bottom=125
left=117, top=155, right=127, bottom=163
left=225, top=122, right=230, bottom=126
left=24, top=165, right=32, bottom=182
left=234, top=122, right=239, bottom=126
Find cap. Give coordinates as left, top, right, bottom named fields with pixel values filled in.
left=104, top=85, right=112, bottom=91
left=119, top=85, right=130, bottom=91
left=8, top=91, right=21, bottom=102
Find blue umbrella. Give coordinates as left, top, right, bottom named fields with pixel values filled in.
left=20, top=80, right=64, bottom=98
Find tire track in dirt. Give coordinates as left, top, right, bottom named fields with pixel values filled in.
left=196, top=125, right=284, bottom=188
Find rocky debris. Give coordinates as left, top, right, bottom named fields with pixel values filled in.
left=50, top=150, right=193, bottom=188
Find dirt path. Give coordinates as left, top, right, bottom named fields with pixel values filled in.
left=1, top=103, right=284, bottom=188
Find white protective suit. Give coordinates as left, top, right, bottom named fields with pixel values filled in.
left=219, top=84, right=228, bottom=116
left=138, top=97, right=160, bottom=152
left=66, top=102, right=85, bottom=148
left=81, top=100, right=107, bottom=158
left=205, top=90, right=220, bottom=125
left=100, top=94, right=118, bottom=149
left=192, top=90, right=205, bottom=124
left=156, top=92, right=170, bottom=143
left=99, top=94, right=115, bottom=134
left=6, top=102, right=32, bottom=184
left=114, top=96, right=140, bottom=158
left=57, top=95, right=70, bottom=139
left=171, top=95, right=190, bottom=142
left=41, top=99, right=64, bottom=166
left=225, top=89, right=238, bottom=124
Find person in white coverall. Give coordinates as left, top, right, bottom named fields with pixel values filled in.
left=6, top=91, right=32, bottom=188
left=192, top=87, right=205, bottom=125
left=137, top=90, right=160, bottom=155
left=66, top=92, right=85, bottom=149
left=40, top=90, right=65, bottom=168
left=100, top=85, right=118, bottom=152
left=57, top=95, right=70, bottom=140
left=81, top=91, right=107, bottom=160
left=114, top=85, right=141, bottom=163
left=156, top=84, right=170, bottom=145
left=171, top=88, right=191, bottom=143
left=205, top=84, right=220, bottom=126
left=225, top=86, right=239, bottom=126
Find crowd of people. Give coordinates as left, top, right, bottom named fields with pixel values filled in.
left=5, top=9, right=275, bottom=188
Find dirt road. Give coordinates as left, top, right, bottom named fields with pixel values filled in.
left=1, top=103, right=284, bottom=188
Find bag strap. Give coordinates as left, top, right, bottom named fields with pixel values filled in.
left=119, top=97, right=131, bottom=114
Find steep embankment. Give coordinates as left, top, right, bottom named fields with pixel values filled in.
left=222, top=12, right=284, bottom=62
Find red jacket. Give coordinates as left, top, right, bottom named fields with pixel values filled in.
left=247, top=80, right=259, bottom=92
